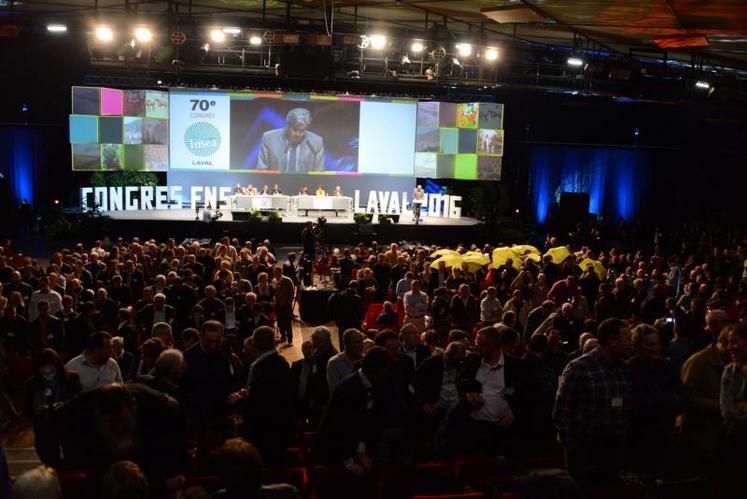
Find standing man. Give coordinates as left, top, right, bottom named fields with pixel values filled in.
left=412, top=184, right=425, bottom=224
left=228, top=326, right=294, bottom=465
left=65, top=331, right=123, bottom=391
left=257, top=108, right=325, bottom=172
left=403, top=280, right=428, bottom=332
left=272, top=267, right=295, bottom=346
left=328, top=281, right=364, bottom=349
left=553, top=318, right=633, bottom=485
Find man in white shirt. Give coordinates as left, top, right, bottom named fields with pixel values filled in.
left=403, top=279, right=428, bottom=332
left=327, top=329, right=364, bottom=394
left=480, top=286, right=502, bottom=326
left=65, top=331, right=123, bottom=391
left=28, top=279, right=63, bottom=322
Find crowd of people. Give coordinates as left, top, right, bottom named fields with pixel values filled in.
left=0, top=228, right=746, bottom=498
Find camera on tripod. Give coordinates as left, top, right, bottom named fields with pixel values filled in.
left=311, top=216, right=326, bottom=236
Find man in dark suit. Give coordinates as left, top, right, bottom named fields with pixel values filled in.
left=414, top=342, right=467, bottom=448
left=230, top=327, right=295, bottom=466
left=450, top=284, right=479, bottom=333
left=282, top=253, right=300, bottom=287
left=291, top=340, right=315, bottom=424
left=328, top=281, right=365, bottom=349
left=28, top=300, right=65, bottom=355
left=428, top=260, right=450, bottom=293
left=434, top=325, right=531, bottom=457
left=65, top=301, right=96, bottom=359
left=121, top=260, right=145, bottom=302
left=400, top=323, right=432, bottom=369
left=312, top=347, right=390, bottom=472
left=93, top=288, right=119, bottom=331
left=135, top=293, right=175, bottom=337
left=111, top=335, right=135, bottom=381
left=307, top=327, right=338, bottom=425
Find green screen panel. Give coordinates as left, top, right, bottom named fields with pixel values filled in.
left=455, top=154, right=477, bottom=179
left=440, top=128, right=458, bottom=154
left=416, top=128, right=440, bottom=152
left=100, top=144, right=124, bottom=170
left=436, top=154, right=456, bottom=178
left=72, top=144, right=100, bottom=170
left=69, top=115, right=98, bottom=143
left=458, top=128, right=477, bottom=153
left=124, top=145, right=145, bottom=170
left=99, top=116, right=123, bottom=143
left=456, top=103, right=478, bottom=128
left=477, top=156, right=502, bottom=180
left=438, top=102, right=457, bottom=127
left=478, top=103, right=503, bottom=129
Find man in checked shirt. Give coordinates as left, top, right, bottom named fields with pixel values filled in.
left=553, top=318, right=633, bottom=485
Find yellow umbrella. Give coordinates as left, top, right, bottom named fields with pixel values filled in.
left=492, top=247, right=522, bottom=270
left=463, top=253, right=490, bottom=268
left=523, top=253, right=542, bottom=263
left=578, top=258, right=607, bottom=281
left=430, top=248, right=460, bottom=259
left=430, top=254, right=462, bottom=270
left=511, top=244, right=541, bottom=256
left=544, top=246, right=572, bottom=265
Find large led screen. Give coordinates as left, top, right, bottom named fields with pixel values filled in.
left=69, top=86, right=169, bottom=171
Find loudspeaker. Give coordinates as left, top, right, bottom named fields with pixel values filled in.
left=559, top=192, right=590, bottom=225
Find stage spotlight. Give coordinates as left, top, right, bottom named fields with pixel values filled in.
left=53, top=199, right=60, bottom=205
left=411, top=41, right=424, bottom=53
left=370, top=34, right=387, bottom=50
left=134, top=27, right=152, bottom=43
left=452, top=57, right=462, bottom=67
left=456, top=43, right=472, bottom=57
left=222, top=27, right=241, bottom=35
left=47, top=24, right=67, bottom=33
left=210, top=29, right=226, bottom=42
left=249, top=35, right=262, bottom=46
left=695, top=80, right=710, bottom=89
left=484, top=48, right=499, bottom=61
left=567, top=56, right=584, bottom=67
left=95, top=25, right=113, bottom=42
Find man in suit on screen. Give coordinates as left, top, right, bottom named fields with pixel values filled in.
left=257, top=108, right=325, bottom=172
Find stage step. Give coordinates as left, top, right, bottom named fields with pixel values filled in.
left=4, top=447, right=42, bottom=479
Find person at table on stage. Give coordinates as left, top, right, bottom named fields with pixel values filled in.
left=332, top=185, right=343, bottom=197
left=412, top=184, right=425, bottom=222
left=256, top=108, right=325, bottom=172
left=245, top=184, right=257, bottom=196
left=298, top=185, right=310, bottom=196
left=315, top=185, right=327, bottom=197
left=259, top=185, right=270, bottom=195
left=271, top=184, right=282, bottom=195
left=233, top=183, right=244, bottom=195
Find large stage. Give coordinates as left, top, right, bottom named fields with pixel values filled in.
left=102, top=209, right=483, bottom=245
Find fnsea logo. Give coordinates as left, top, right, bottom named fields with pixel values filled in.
left=184, top=121, right=221, bottom=157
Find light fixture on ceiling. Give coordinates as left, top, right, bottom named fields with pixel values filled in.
left=95, top=25, right=114, bottom=42
left=249, top=35, right=263, bottom=46
left=411, top=41, right=424, bottom=53
left=210, top=29, right=226, bottom=42
left=695, top=80, right=710, bottom=89
left=370, top=34, right=387, bottom=50
left=484, top=48, right=499, bottom=61
left=47, top=24, right=67, bottom=33
left=134, top=27, right=153, bottom=43
left=456, top=43, right=472, bottom=57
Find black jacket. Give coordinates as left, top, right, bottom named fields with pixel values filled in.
left=28, top=316, right=65, bottom=354
left=312, top=371, right=377, bottom=464
left=329, top=290, right=365, bottom=331
left=401, top=344, right=432, bottom=370
left=414, top=353, right=447, bottom=408
left=239, top=351, right=295, bottom=464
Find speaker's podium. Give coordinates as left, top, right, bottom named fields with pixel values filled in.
left=559, top=192, right=591, bottom=227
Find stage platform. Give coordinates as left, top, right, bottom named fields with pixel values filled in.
left=101, top=209, right=483, bottom=245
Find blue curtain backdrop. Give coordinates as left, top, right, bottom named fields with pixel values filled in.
left=529, top=145, right=646, bottom=224
left=0, top=127, right=39, bottom=205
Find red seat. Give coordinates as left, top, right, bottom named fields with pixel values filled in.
left=412, top=494, right=487, bottom=499
left=311, top=465, right=379, bottom=499
left=264, top=467, right=309, bottom=493
left=454, top=458, right=520, bottom=487
left=378, top=463, right=462, bottom=499
left=283, top=447, right=306, bottom=466
left=59, top=471, right=86, bottom=499
left=184, top=475, right=223, bottom=492
left=584, top=484, right=647, bottom=499
left=301, top=431, right=318, bottom=453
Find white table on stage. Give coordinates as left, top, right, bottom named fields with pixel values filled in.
left=294, top=195, right=353, bottom=216
left=230, top=195, right=290, bottom=211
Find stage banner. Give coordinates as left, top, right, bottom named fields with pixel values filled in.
left=169, top=92, right=231, bottom=170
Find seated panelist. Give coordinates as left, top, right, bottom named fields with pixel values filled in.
left=315, top=185, right=327, bottom=197
left=259, top=185, right=270, bottom=195
left=332, top=185, right=343, bottom=197
left=271, top=184, right=282, bottom=195
left=245, top=184, right=257, bottom=196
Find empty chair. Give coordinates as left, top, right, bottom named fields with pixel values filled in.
left=378, top=463, right=462, bottom=499
left=311, top=465, right=378, bottom=499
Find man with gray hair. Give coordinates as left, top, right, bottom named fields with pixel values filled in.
left=257, top=107, right=325, bottom=172
left=11, top=465, right=61, bottom=499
